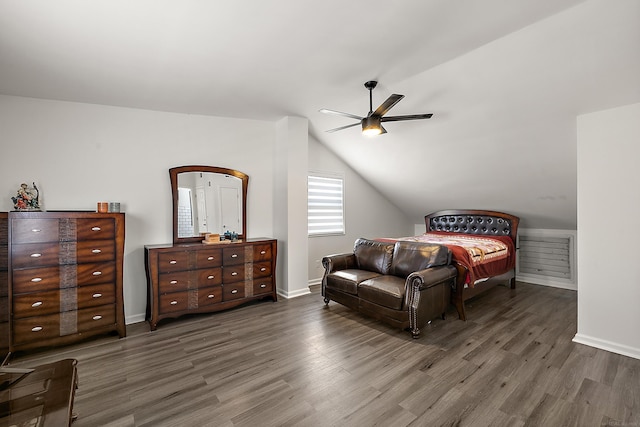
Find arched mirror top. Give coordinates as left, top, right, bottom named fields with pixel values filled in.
left=170, top=165, right=248, bottom=244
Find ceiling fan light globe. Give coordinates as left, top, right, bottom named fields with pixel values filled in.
left=362, top=117, right=382, bottom=136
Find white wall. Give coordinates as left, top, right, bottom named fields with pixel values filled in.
left=0, top=94, right=276, bottom=324
left=307, top=137, right=414, bottom=284
left=575, top=102, right=640, bottom=359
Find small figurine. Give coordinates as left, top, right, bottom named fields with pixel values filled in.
left=11, top=182, right=40, bottom=210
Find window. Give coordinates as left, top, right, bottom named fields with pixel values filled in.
left=308, top=174, right=345, bottom=236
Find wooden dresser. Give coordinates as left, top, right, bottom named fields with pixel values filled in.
left=0, top=213, right=8, bottom=354
left=8, top=211, right=125, bottom=352
left=145, top=238, right=277, bottom=330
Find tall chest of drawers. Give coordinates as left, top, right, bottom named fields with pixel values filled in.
left=0, top=212, right=8, bottom=354
left=8, top=211, right=126, bottom=352
left=145, top=238, right=277, bottom=330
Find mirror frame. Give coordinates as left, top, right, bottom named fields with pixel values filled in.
left=170, top=165, right=249, bottom=244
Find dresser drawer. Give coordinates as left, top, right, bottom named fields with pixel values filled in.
left=75, top=218, right=115, bottom=241
left=11, top=242, right=61, bottom=268
left=222, top=265, right=245, bottom=283
left=196, top=248, right=222, bottom=268
left=223, top=284, right=245, bottom=301
left=12, top=313, right=61, bottom=344
left=0, top=296, right=8, bottom=322
left=76, top=304, right=116, bottom=332
left=253, top=261, right=272, bottom=278
left=76, top=240, right=116, bottom=263
left=198, top=286, right=222, bottom=307
left=253, top=243, right=272, bottom=262
left=11, top=218, right=115, bottom=244
left=158, top=271, right=190, bottom=293
left=253, top=277, right=273, bottom=295
left=222, top=247, right=245, bottom=265
left=13, top=290, right=61, bottom=318
left=11, top=219, right=60, bottom=244
left=77, top=283, right=116, bottom=309
left=159, top=292, right=189, bottom=314
left=197, top=267, right=222, bottom=287
left=75, top=262, right=116, bottom=286
left=12, top=262, right=116, bottom=294
left=157, top=251, right=190, bottom=273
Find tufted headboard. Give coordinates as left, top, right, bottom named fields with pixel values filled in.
left=425, top=209, right=519, bottom=245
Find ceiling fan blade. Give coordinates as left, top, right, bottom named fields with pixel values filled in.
left=319, top=108, right=363, bottom=121
left=372, top=94, right=404, bottom=117
left=325, top=122, right=361, bottom=133
left=381, top=113, right=433, bottom=122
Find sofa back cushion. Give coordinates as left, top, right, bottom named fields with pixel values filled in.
left=390, top=241, right=451, bottom=278
left=353, top=238, right=395, bottom=275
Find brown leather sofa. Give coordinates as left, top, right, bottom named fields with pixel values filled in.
left=322, top=238, right=457, bottom=338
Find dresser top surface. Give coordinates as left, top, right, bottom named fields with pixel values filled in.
left=145, top=237, right=276, bottom=250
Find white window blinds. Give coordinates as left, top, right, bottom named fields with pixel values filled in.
left=308, top=174, right=345, bottom=236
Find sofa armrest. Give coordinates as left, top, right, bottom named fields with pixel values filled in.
left=322, top=253, right=357, bottom=274
left=404, top=265, right=457, bottom=303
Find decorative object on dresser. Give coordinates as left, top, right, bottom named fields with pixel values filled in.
left=7, top=211, right=126, bottom=352
left=145, top=165, right=277, bottom=330
left=11, top=182, right=40, bottom=211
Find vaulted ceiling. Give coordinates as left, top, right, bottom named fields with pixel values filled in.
left=1, top=0, right=638, bottom=229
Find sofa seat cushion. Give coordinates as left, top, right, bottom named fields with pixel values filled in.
left=357, top=275, right=406, bottom=310
left=326, top=269, right=382, bottom=295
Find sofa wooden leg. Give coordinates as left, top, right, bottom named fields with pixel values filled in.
left=411, top=328, right=420, bottom=339
left=323, top=297, right=330, bottom=305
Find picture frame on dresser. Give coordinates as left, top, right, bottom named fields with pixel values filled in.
left=144, top=166, right=278, bottom=330
left=7, top=211, right=126, bottom=352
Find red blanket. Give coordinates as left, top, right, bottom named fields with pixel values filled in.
left=378, top=232, right=516, bottom=286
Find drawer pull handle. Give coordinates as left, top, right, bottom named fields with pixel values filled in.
left=208, top=294, right=215, bottom=299
left=32, top=301, right=43, bottom=308
left=92, top=315, right=102, bottom=320
left=169, top=260, right=177, bottom=264
left=31, top=277, right=42, bottom=282
left=231, top=254, right=238, bottom=258
left=260, top=267, right=267, bottom=272
left=93, top=293, right=102, bottom=298
left=31, top=228, right=41, bottom=233
left=93, top=271, right=102, bottom=276
left=30, top=253, right=42, bottom=258
left=207, top=256, right=214, bottom=260
left=207, top=275, right=215, bottom=279
left=32, top=326, right=43, bottom=332
left=260, top=284, right=267, bottom=288
left=261, top=250, right=266, bottom=255
left=170, top=280, right=178, bottom=284
left=170, top=300, right=178, bottom=305
left=231, top=272, right=238, bottom=276
left=92, top=249, right=102, bottom=254
left=231, top=289, right=238, bottom=294
left=92, top=227, right=102, bottom=231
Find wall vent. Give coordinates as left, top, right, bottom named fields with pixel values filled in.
left=516, top=228, right=576, bottom=290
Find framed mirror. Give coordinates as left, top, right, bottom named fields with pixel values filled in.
left=170, top=165, right=248, bottom=244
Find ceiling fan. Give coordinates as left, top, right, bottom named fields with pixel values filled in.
left=319, top=81, right=433, bottom=136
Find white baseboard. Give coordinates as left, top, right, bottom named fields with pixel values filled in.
left=573, top=333, right=640, bottom=360
left=277, top=288, right=311, bottom=299
left=126, top=313, right=146, bottom=325
left=308, top=277, right=322, bottom=286
left=516, top=275, right=577, bottom=291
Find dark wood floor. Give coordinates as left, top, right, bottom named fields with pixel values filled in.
left=9, top=282, right=640, bottom=427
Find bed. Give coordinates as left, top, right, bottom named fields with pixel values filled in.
left=380, top=209, right=519, bottom=321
